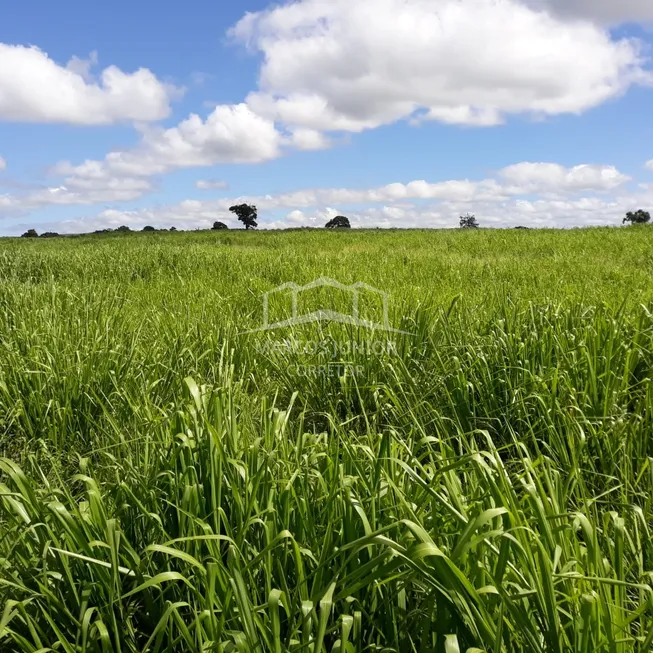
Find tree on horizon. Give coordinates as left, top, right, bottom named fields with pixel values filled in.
left=623, top=210, right=651, bottom=225
left=325, top=215, right=351, bottom=229
left=459, top=214, right=479, bottom=229
left=229, top=204, right=258, bottom=230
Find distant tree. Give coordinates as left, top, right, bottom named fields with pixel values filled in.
left=40, top=231, right=59, bottom=238
left=623, top=210, right=651, bottom=225
left=212, top=221, right=229, bottom=230
left=21, top=229, right=38, bottom=238
left=142, top=225, right=156, bottom=232
left=94, top=228, right=113, bottom=234
left=116, top=225, right=131, bottom=233
left=169, top=227, right=177, bottom=231
left=229, top=204, right=258, bottom=230
left=514, top=226, right=530, bottom=230
left=325, top=215, right=351, bottom=229
left=459, top=213, right=479, bottom=229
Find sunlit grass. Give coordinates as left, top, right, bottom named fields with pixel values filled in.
left=1, top=227, right=653, bottom=651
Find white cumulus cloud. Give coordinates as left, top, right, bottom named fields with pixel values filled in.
left=0, top=44, right=181, bottom=125
left=530, top=0, right=653, bottom=25
left=0, top=184, right=152, bottom=218
left=288, top=128, right=333, bottom=151
left=54, top=104, right=283, bottom=183
left=498, top=163, right=630, bottom=194
left=0, top=175, right=154, bottom=218
left=195, top=179, right=230, bottom=190
left=232, top=0, right=650, bottom=134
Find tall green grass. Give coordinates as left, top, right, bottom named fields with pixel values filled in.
left=1, top=227, right=653, bottom=651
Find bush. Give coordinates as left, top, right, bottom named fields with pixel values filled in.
left=212, top=221, right=228, bottom=230
left=40, top=232, right=59, bottom=238
left=21, top=229, right=38, bottom=238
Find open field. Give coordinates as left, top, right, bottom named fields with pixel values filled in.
left=2, top=227, right=653, bottom=652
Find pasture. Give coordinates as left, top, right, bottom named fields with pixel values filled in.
left=1, top=226, right=653, bottom=652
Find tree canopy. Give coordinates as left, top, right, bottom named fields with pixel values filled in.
left=459, top=214, right=479, bottom=229
left=325, top=215, right=351, bottom=229
left=229, top=204, right=258, bottom=230
left=623, top=210, right=651, bottom=225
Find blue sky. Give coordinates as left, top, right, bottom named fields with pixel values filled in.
left=0, top=0, right=652, bottom=234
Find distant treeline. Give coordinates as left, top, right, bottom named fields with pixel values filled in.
left=18, top=207, right=653, bottom=238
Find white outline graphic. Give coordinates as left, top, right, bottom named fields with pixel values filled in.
left=242, top=277, right=411, bottom=334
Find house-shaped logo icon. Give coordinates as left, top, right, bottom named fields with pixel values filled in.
left=242, top=277, right=410, bottom=334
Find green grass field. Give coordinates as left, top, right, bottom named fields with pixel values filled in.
left=2, top=227, right=653, bottom=652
